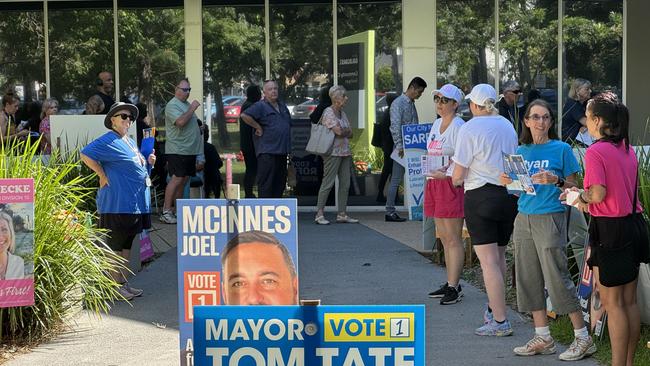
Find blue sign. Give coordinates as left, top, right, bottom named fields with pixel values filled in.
left=402, top=123, right=433, bottom=220
left=177, top=199, right=299, bottom=366
left=194, top=305, right=425, bottom=366
left=402, top=124, right=431, bottom=150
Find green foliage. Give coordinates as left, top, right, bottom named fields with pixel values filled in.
left=376, top=67, right=394, bottom=93
left=0, top=138, right=124, bottom=343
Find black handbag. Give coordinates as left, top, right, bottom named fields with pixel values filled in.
left=371, top=122, right=382, bottom=148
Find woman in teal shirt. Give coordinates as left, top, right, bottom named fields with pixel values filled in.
left=500, top=99, right=595, bottom=361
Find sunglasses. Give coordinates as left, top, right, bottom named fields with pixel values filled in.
left=113, top=113, right=135, bottom=121
left=434, top=95, right=453, bottom=104
left=177, top=87, right=191, bottom=93
left=507, top=89, right=522, bottom=94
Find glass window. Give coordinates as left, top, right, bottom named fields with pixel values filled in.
left=203, top=5, right=265, bottom=198
left=0, top=6, right=46, bottom=103
left=337, top=1, right=402, bottom=206
left=118, top=8, right=185, bottom=127
left=563, top=0, right=623, bottom=98
left=561, top=0, right=622, bottom=141
left=270, top=2, right=332, bottom=107
left=437, top=0, right=496, bottom=94
left=48, top=6, right=115, bottom=114
left=499, top=0, right=558, bottom=114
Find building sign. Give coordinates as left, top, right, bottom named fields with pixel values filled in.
left=338, top=42, right=366, bottom=129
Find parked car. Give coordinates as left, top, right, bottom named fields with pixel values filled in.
left=204, top=96, right=245, bottom=123
left=291, top=99, right=317, bottom=119
left=223, top=98, right=245, bottom=124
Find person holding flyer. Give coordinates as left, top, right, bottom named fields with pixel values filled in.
left=499, top=99, right=595, bottom=360
left=451, top=84, right=518, bottom=337
left=423, top=84, right=466, bottom=305
left=81, top=102, right=156, bottom=301
left=564, top=92, right=649, bottom=366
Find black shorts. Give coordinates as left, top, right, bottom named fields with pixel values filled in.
left=99, top=213, right=151, bottom=251
left=588, top=215, right=650, bottom=287
left=464, top=183, right=518, bottom=246
left=166, top=154, right=196, bottom=177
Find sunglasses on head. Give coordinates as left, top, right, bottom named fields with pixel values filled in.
left=434, top=95, right=453, bottom=104
left=113, top=113, right=134, bottom=121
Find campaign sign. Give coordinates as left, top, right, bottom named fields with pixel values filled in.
left=576, top=244, right=606, bottom=336
left=178, top=199, right=299, bottom=366
left=0, top=178, right=35, bottom=308
left=402, top=124, right=433, bottom=221
left=194, top=305, right=425, bottom=366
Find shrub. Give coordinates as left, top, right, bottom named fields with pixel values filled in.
left=0, top=138, right=123, bottom=343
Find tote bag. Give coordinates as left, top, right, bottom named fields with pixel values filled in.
left=305, top=115, right=335, bottom=156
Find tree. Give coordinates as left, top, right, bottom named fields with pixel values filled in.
left=0, top=10, right=45, bottom=101
left=203, top=7, right=264, bottom=148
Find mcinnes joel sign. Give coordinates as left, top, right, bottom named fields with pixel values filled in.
left=193, top=305, right=425, bottom=366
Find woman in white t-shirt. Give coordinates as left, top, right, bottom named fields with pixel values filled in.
left=424, top=84, right=466, bottom=305
left=451, top=84, right=519, bottom=337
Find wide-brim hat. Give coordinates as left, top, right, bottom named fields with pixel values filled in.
left=104, top=102, right=139, bottom=129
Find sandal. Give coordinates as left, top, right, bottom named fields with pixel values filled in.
left=336, top=214, right=359, bottom=224
left=314, top=215, right=330, bottom=225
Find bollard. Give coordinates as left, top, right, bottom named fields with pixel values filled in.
left=226, top=184, right=241, bottom=200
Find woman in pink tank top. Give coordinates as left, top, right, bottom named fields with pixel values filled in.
left=566, top=92, right=650, bottom=366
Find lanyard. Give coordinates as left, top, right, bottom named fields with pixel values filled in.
left=122, top=135, right=145, bottom=167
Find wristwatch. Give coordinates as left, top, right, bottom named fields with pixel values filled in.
left=555, top=177, right=565, bottom=188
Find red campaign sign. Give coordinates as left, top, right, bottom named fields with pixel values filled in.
left=183, top=271, right=220, bottom=322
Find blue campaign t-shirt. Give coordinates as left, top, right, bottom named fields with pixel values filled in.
left=517, top=140, right=581, bottom=215
left=81, top=131, right=151, bottom=214
left=243, top=100, right=292, bottom=156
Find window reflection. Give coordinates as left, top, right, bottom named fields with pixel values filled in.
left=48, top=8, right=114, bottom=114
left=0, top=9, right=46, bottom=102
left=437, top=0, right=495, bottom=92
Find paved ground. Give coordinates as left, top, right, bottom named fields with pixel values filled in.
left=7, top=212, right=600, bottom=366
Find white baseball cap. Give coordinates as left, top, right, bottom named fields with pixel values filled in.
left=465, top=84, right=497, bottom=106
left=433, top=84, right=464, bottom=104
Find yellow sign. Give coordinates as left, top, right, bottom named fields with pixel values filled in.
left=323, top=312, right=415, bottom=342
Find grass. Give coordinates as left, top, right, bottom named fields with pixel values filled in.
left=550, top=315, right=650, bottom=365
left=454, top=241, right=650, bottom=365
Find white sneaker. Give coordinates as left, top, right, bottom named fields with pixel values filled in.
left=159, top=210, right=177, bottom=224
left=558, top=336, right=596, bottom=361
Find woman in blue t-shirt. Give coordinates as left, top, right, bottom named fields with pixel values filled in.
left=81, top=102, right=156, bottom=301
left=500, top=99, right=595, bottom=360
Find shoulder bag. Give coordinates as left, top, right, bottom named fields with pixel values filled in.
left=305, top=112, right=335, bottom=156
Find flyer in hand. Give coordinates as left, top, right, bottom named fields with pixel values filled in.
left=420, top=155, right=447, bottom=178
left=503, top=153, right=536, bottom=195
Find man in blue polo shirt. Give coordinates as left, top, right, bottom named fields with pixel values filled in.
left=240, top=80, right=291, bottom=198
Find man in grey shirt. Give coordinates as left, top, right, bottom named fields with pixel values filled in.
left=385, top=77, right=427, bottom=222
left=160, top=77, right=202, bottom=224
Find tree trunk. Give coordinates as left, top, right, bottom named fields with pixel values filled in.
left=391, top=49, right=402, bottom=94
left=211, top=86, right=230, bottom=148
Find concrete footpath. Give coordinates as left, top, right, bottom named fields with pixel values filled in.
left=7, top=213, right=600, bottom=366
